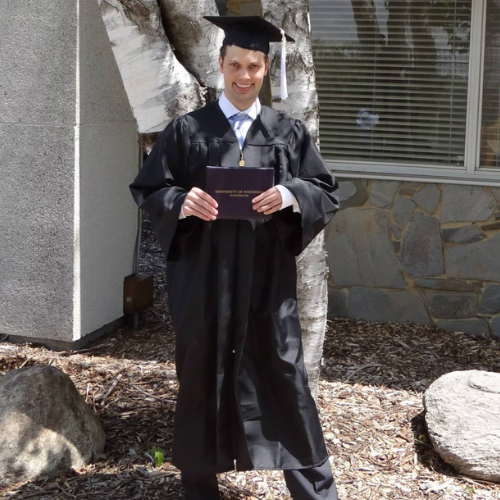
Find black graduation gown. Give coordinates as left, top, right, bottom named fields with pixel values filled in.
left=130, top=101, right=339, bottom=477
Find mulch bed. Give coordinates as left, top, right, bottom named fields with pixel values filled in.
left=1, top=218, right=500, bottom=499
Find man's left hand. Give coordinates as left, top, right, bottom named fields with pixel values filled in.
left=252, top=187, right=283, bottom=215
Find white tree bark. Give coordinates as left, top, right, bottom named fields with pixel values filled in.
left=261, top=0, right=328, bottom=399
left=97, top=0, right=203, bottom=134
left=158, top=0, right=224, bottom=96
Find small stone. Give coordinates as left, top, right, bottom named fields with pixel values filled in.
left=399, top=185, right=415, bottom=196
left=442, top=185, right=495, bottom=223
left=369, top=180, right=400, bottom=209
left=393, top=195, right=416, bottom=228
left=413, top=184, right=441, bottom=215
left=424, top=371, right=500, bottom=481
left=446, top=233, right=500, bottom=281
left=401, top=213, right=444, bottom=277
left=392, top=241, right=400, bottom=253
left=480, top=221, right=500, bottom=231
left=442, top=225, right=485, bottom=244
left=415, top=278, right=473, bottom=292
left=478, top=285, right=500, bottom=315
left=328, top=288, right=347, bottom=318
left=426, top=292, right=477, bottom=319
left=324, top=432, right=335, bottom=441
left=348, top=286, right=430, bottom=324
left=436, top=319, right=490, bottom=338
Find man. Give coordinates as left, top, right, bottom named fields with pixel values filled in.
left=130, top=16, right=339, bottom=500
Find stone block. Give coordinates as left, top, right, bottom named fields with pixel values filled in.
left=393, top=195, right=416, bottom=228
left=401, top=213, right=444, bottom=277
left=348, top=287, right=430, bottom=324
left=492, top=188, right=500, bottom=201
left=413, top=184, right=441, bottom=215
left=328, top=288, right=347, bottom=318
left=442, top=225, right=485, bottom=244
left=415, top=278, right=474, bottom=292
left=338, top=179, right=368, bottom=208
left=0, top=0, right=77, bottom=124
left=369, top=180, right=400, bottom=208
left=446, top=234, right=500, bottom=282
left=436, top=319, right=490, bottom=338
left=480, top=221, right=500, bottom=231
left=399, top=185, right=415, bottom=196
left=425, top=292, right=477, bottom=319
left=491, top=317, right=500, bottom=339
left=478, top=285, right=500, bottom=315
left=442, top=185, right=495, bottom=223
left=326, top=209, right=407, bottom=288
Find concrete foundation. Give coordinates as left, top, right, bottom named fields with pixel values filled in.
left=0, top=0, right=138, bottom=344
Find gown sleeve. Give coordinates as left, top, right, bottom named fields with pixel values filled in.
left=273, top=120, right=340, bottom=256
left=129, top=117, right=199, bottom=260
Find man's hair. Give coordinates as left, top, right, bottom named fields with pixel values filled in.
left=220, top=44, right=269, bottom=62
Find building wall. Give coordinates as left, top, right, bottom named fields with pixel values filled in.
left=326, top=178, right=500, bottom=339
left=0, top=0, right=138, bottom=343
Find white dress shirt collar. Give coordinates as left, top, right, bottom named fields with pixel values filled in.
left=218, top=92, right=261, bottom=121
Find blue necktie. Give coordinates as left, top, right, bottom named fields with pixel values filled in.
left=228, top=112, right=249, bottom=149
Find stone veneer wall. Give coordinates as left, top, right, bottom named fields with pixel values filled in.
left=325, top=179, right=500, bottom=339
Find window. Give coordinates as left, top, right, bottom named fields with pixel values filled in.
left=309, top=0, right=500, bottom=182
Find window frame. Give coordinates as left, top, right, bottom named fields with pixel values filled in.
left=316, top=0, right=500, bottom=186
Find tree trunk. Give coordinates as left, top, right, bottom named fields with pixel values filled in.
left=158, top=0, right=224, bottom=98
left=261, top=0, right=328, bottom=399
left=97, top=0, right=203, bottom=135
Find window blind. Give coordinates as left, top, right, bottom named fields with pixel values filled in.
left=310, top=0, right=472, bottom=166
left=480, top=0, right=500, bottom=169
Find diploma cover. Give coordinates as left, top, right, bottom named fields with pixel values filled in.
left=206, top=166, right=275, bottom=219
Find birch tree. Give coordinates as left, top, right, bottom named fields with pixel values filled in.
left=98, top=0, right=330, bottom=397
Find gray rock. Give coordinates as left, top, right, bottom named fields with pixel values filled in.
left=401, top=213, right=444, bottom=277
left=446, top=233, right=500, bottom=282
left=393, top=195, right=416, bottom=228
left=399, top=185, right=415, bottom=196
left=328, top=288, right=347, bottom=318
left=491, top=317, right=500, bottom=339
left=392, top=241, right=401, bottom=254
left=348, top=287, right=430, bottom=324
left=436, top=319, right=490, bottom=338
left=478, top=285, right=500, bottom=315
left=326, top=209, right=407, bottom=288
left=491, top=188, right=500, bottom=201
left=369, top=180, right=400, bottom=208
left=392, top=224, right=401, bottom=239
left=441, top=185, right=496, bottom=223
left=413, top=184, right=441, bottom=215
left=442, top=225, right=485, bottom=244
left=425, top=292, right=477, bottom=319
left=424, top=371, right=500, bottom=482
left=0, top=365, right=105, bottom=486
left=338, top=179, right=368, bottom=209
left=415, top=278, right=474, bottom=292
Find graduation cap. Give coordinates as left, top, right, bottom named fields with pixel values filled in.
left=204, top=16, right=294, bottom=100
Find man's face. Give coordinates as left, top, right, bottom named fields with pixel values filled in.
left=219, top=45, right=269, bottom=111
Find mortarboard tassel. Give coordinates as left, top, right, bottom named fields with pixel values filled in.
left=280, top=28, right=288, bottom=100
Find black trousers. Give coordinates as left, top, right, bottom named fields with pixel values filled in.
left=181, top=460, right=338, bottom=500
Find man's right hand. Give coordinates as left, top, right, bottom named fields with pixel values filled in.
left=182, top=187, right=218, bottom=221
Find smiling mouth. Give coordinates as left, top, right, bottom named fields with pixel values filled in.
left=234, top=83, right=253, bottom=91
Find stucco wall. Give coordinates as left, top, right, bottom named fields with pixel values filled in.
left=0, top=0, right=138, bottom=342
left=326, top=178, right=500, bottom=339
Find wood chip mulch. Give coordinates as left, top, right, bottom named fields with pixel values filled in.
left=1, top=219, right=500, bottom=499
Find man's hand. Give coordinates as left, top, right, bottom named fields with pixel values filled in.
left=252, top=187, right=283, bottom=215
left=182, top=187, right=218, bottom=221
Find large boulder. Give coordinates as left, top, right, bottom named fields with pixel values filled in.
left=0, top=365, right=105, bottom=486
left=424, top=371, right=500, bottom=482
